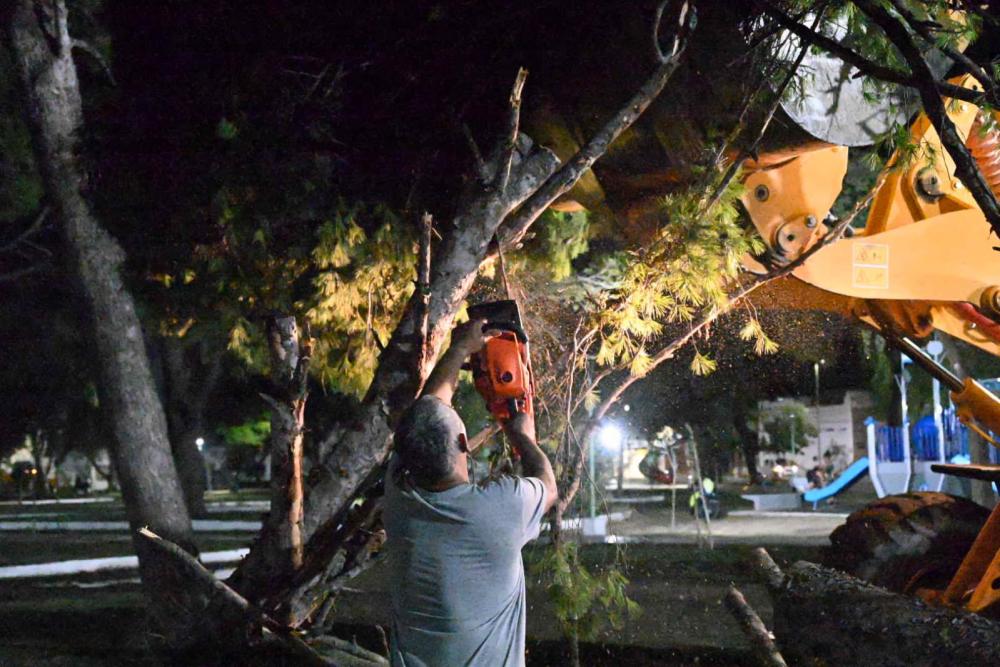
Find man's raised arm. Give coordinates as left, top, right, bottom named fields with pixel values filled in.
left=503, top=411, right=557, bottom=512
left=421, top=318, right=490, bottom=405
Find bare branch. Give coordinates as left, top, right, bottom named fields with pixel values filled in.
left=0, top=206, right=50, bottom=254
left=460, top=122, right=490, bottom=183
left=71, top=38, right=116, bottom=86
left=725, top=585, right=789, bottom=667
left=703, top=4, right=827, bottom=216
left=759, top=1, right=985, bottom=105
left=853, top=0, right=1000, bottom=239
left=887, top=0, right=997, bottom=103
left=137, top=528, right=334, bottom=667
left=0, top=263, right=47, bottom=282
left=494, top=67, right=528, bottom=194
left=750, top=547, right=788, bottom=590
left=497, top=1, right=696, bottom=251
left=415, top=212, right=433, bottom=371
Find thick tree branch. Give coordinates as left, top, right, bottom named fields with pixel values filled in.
left=853, top=0, right=1000, bottom=239
left=71, top=38, right=116, bottom=86
left=137, top=528, right=333, bottom=667
left=887, top=0, right=997, bottom=103
left=725, top=585, right=788, bottom=667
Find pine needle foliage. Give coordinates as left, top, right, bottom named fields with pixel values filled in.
left=532, top=541, right=640, bottom=643
left=591, top=176, right=766, bottom=375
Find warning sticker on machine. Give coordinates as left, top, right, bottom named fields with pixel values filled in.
left=852, top=243, right=889, bottom=289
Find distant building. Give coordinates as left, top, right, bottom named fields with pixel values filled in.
left=757, top=390, right=873, bottom=476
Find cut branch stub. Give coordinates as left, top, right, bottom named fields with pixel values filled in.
left=495, top=67, right=529, bottom=195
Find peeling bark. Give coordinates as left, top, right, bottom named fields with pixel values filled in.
left=762, top=558, right=1000, bottom=666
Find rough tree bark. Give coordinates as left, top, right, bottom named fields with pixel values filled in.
left=9, top=0, right=199, bottom=645
left=752, top=548, right=1000, bottom=666
left=255, top=315, right=312, bottom=620
left=733, top=399, right=764, bottom=485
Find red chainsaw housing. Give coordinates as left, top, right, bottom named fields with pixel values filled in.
left=470, top=331, right=533, bottom=422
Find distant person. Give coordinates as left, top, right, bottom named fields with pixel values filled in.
left=385, top=319, right=557, bottom=667
left=74, top=475, right=90, bottom=496
left=806, top=466, right=826, bottom=490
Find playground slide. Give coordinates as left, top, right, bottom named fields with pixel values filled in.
left=803, top=457, right=870, bottom=507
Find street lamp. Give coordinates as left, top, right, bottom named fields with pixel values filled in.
left=598, top=423, right=623, bottom=453
left=591, top=423, right=624, bottom=518
left=195, top=436, right=205, bottom=452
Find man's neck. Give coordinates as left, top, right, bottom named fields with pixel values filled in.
left=420, top=463, right=469, bottom=491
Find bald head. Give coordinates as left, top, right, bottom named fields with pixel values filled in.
left=393, top=396, right=467, bottom=486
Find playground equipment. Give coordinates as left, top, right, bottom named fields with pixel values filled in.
left=802, top=457, right=870, bottom=509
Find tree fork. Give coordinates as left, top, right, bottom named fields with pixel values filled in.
left=231, top=1, right=698, bottom=628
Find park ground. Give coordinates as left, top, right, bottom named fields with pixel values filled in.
left=0, top=482, right=875, bottom=666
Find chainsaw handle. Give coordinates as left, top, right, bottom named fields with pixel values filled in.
left=481, top=321, right=528, bottom=343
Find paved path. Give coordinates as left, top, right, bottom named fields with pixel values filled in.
left=0, top=519, right=261, bottom=532
left=609, top=506, right=847, bottom=546
left=0, top=548, right=247, bottom=579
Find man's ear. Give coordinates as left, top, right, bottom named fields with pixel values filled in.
left=457, top=432, right=469, bottom=453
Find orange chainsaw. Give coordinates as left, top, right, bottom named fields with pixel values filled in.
left=465, top=300, right=534, bottom=422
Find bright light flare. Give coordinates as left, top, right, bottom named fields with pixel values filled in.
left=597, top=423, right=624, bottom=453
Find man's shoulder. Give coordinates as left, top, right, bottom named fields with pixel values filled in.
left=477, top=475, right=545, bottom=499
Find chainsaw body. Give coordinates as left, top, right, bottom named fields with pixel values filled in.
left=466, top=301, right=534, bottom=422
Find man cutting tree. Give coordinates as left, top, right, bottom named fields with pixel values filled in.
left=385, top=318, right=557, bottom=666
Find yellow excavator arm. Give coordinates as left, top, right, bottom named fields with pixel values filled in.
left=740, top=74, right=1000, bottom=445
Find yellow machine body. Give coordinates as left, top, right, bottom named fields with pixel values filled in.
left=739, top=75, right=1000, bottom=616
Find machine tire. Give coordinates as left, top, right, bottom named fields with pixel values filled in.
left=825, top=492, right=990, bottom=593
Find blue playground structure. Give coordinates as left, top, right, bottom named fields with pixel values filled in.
left=803, top=457, right=870, bottom=509
left=866, top=406, right=1000, bottom=497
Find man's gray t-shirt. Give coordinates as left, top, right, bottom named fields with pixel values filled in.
left=384, top=454, right=548, bottom=667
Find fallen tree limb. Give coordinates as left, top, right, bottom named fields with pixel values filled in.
left=137, top=527, right=380, bottom=666
left=750, top=547, right=787, bottom=591
left=724, top=585, right=787, bottom=667
left=763, top=558, right=1000, bottom=666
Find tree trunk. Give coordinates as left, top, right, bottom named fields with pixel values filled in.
left=734, top=399, right=764, bottom=485
left=761, top=557, right=1000, bottom=666
left=160, top=337, right=224, bottom=518
left=31, top=431, right=51, bottom=499
left=230, top=134, right=560, bottom=603
left=9, top=0, right=199, bottom=646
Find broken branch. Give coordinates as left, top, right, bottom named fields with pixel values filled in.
left=724, top=585, right=788, bottom=667
left=136, top=528, right=331, bottom=667
left=495, top=67, right=528, bottom=194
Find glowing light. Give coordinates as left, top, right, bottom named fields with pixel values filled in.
left=195, top=437, right=205, bottom=451
left=597, top=423, right=624, bottom=453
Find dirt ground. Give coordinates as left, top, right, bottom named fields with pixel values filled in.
left=0, top=491, right=844, bottom=665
